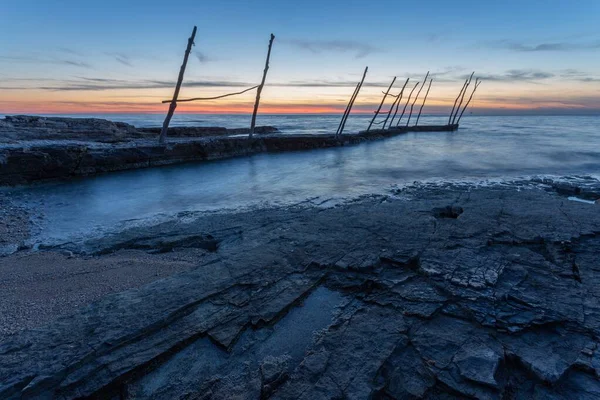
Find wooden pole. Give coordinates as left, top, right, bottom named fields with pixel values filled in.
left=383, top=78, right=409, bottom=129
left=250, top=33, right=275, bottom=138
left=415, top=79, right=433, bottom=126
left=381, top=100, right=395, bottom=130
left=389, top=78, right=410, bottom=128
left=448, top=79, right=468, bottom=125
left=396, top=81, right=419, bottom=127
left=367, top=77, right=396, bottom=132
left=159, top=26, right=197, bottom=144
left=456, top=79, right=481, bottom=124
left=452, top=71, right=474, bottom=125
left=337, top=66, right=368, bottom=136
left=337, top=82, right=361, bottom=136
left=406, top=71, right=429, bottom=127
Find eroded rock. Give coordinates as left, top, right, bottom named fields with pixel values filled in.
left=1, top=183, right=600, bottom=399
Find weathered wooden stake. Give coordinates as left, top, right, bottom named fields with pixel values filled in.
left=383, top=78, right=409, bottom=129
left=396, top=81, right=419, bottom=126
left=367, top=77, right=396, bottom=132
left=457, top=78, right=481, bottom=123
left=406, top=71, right=429, bottom=127
left=337, top=66, right=368, bottom=136
left=250, top=33, right=275, bottom=138
left=415, top=79, right=433, bottom=126
left=389, top=78, right=410, bottom=128
left=452, top=71, right=474, bottom=125
left=448, top=79, right=468, bottom=125
left=159, top=26, right=197, bottom=144
left=337, top=83, right=361, bottom=135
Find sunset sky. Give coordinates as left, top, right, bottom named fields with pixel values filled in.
left=2, top=0, right=600, bottom=115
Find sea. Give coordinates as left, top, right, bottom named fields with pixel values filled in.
left=4, top=113, right=600, bottom=246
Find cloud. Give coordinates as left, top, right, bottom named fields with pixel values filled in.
left=430, top=66, right=466, bottom=77
left=274, top=79, right=389, bottom=88
left=24, top=78, right=253, bottom=91
left=284, top=39, right=381, bottom=58
left=60, top=59, right=92, bottom=68
left=486, top=39, right=600, bottom=52
left=3, top=66, right=598, bottom=93
left=469, top=69, right=554, bottom=82
left=5, top=76, right=393, bottom=91
left=559, top=69, right=588, bottom=78
left=195, top=52, right=214, bottom=63
left=111, top=53, right=133, bottom=67
left=57, top=47, right=84, bottom=56
left=0, top=55, right=92, bottom=68
left=77, top=77, right=129, bottom=83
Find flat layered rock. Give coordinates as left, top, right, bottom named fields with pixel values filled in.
left=1, top=183, right=600, bottom=399
left=0, top=115, right=142, bottom=143
left=0, top=115, right=278, bottom=143
left=139, top=126, right=279, bottom=137
left=0, top=115, right=433, bottom=185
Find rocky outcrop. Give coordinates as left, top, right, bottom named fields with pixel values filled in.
left=1, top=184, right=600, bottom=399
left=0, top=129, right=411, bottom=186
left=0, top=192, right=29, bottom=256
left=0, top=115, right=142, bottom=143
left=0, top=115, right=281, bottom=144
left=0, top=115, right=451, bottom=186
left=139, top=125, right=279, bottom=137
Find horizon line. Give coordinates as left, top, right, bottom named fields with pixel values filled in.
left=3, top=111, right=600, bottom=117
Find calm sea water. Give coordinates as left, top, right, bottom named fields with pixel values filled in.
left=5, top=114, right=600, bottom=245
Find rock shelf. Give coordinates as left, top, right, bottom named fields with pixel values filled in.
left=1, top=183, right=599, bottom=399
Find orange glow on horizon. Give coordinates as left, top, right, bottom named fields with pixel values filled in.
left=2, top=89, right=599, bottom=115
left=0, top=101, right=352, bottom=115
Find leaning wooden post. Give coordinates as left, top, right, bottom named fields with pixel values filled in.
left=250, top=33, right=275, bottom=138
left=396, top=81, right=419, bottom=127
left=159, top=26, right=197, bottom=145
left=389, top=78, right=410, bottom=128
left=406, top=71, right=429, bottom=127
left=381, top=92, right=398, bottom=130
left=456, top=79, right=481, bottom=124
left=452, top=71, right=474, bottom=125
left=337, top=66, right=368, bottom=136
left=367, top=77, right=396, bottom=132
left=415, top=79, right=433, bottom=126
left=336, top=82, right=361, bottom=136
left=383, top=78, right=409, bottom=129
left=448, top=79, right=468, bottom=125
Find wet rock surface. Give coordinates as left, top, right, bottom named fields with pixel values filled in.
left=0, top=115, right=424, bottom=185
left=0, top=191, right=30, bottom=256
left=0, top=115, right=142, bottom=143
left=1, top=183, right=600, bottom=399
left=139, top=125, right=279, bottom=137
left=0, top=115, right=277, bottom=144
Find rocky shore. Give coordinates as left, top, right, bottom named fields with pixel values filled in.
left=0, top=191, right=30, bottom=256
left=1, top=115, right=413, bottom=186
left=1, top=181, right=600, bottom=399
left=0, top=115, right=278, bottom=143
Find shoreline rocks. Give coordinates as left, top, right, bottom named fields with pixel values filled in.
left=1, top=184, right=600, bottom=399
left=0, top=115, right=412, bottom=186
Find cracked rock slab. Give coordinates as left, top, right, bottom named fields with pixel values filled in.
left=1, top=183, right=600, bottom=399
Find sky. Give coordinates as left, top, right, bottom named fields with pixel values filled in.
left=2, top=0, right=600, bottom=115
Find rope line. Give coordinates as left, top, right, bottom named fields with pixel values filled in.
left=162, top=85, right=259, bottom=103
